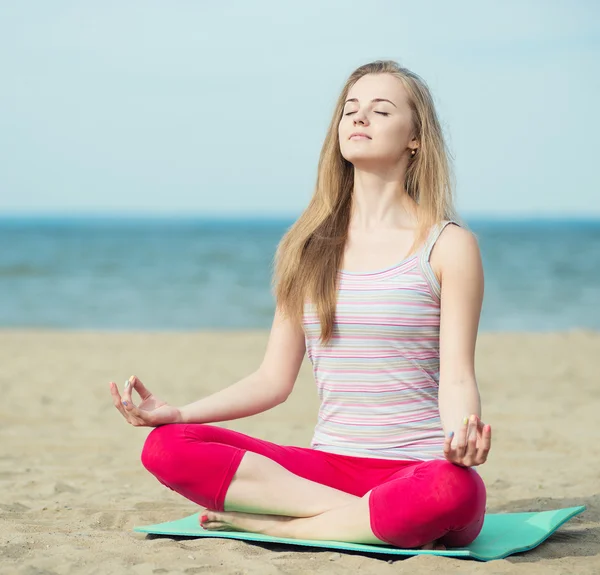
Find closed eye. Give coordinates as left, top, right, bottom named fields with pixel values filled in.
left=343, top=111, right=390, bottom=116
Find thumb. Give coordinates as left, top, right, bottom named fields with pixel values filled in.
left=121, top=401, right=153, bottom=426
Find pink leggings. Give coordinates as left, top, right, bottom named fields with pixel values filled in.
left=141, top=423, right=486, bottom=548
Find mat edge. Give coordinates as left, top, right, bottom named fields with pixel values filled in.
left=132, top=504, right=587, bottom=561
left=468, top=505, right=586, bottom=561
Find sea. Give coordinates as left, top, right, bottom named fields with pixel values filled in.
left=1, top=216, right=599, bottom=332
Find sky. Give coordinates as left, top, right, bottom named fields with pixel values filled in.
left=0, top=1, right=599, bottom=218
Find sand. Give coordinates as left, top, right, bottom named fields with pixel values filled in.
left=0, top=329, right=598, bottom=574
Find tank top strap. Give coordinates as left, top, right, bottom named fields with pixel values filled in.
left=417, top=219, right=460, bottom=303
left=421, top=219, right=460, bottom=262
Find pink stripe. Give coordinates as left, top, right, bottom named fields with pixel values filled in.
left=304, top=221, right=457, bottom=461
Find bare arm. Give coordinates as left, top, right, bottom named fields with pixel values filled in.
left=431, top=225, right=484, bottom=439
left=178, top=306, right=306, bottom=424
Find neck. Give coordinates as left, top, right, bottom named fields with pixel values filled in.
left=350, top=165, right=418, bottom=231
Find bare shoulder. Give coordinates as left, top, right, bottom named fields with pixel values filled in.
left=436, top=224, right=481, bottom=257
left=430, top=224, right=483, bottom=280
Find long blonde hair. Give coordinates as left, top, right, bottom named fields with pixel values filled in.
left=273, top=60, right=458, bottom=345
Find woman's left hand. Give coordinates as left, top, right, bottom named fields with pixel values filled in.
left=444, top=414, right=492, bottom=467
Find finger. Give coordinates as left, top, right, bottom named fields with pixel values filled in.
left=443, top=431, right=454, bottom=459
left=109, top=381, right=123, bottom=406
left=476, top=424, right=492, bottom=463
left=122, top=401, right=152, bottom=426
left=122, top=377, right=134, bottom=404
left=131, top=376, right=152, bottom=401
left=465, top=414, right=479, bottom=463
left=109, top=381, right=121, bottom=400
left=456, top=416, right=469, bottom=459
left=468, top=414, right=479, bottom=448
left=109, top=382, right=131, bottom=421
left=443, top=431, right=463, bottom=465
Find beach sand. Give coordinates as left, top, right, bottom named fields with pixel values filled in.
left=0, top=330, right=598, bottom=574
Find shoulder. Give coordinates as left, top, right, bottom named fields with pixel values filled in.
left=430, top=223, right=483, bottom=282
left=435, top=223, right=481, bottom=257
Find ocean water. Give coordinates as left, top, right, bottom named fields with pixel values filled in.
left=1, top=217, right=599, bottom=332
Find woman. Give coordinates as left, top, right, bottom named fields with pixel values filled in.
left=110, top=60, right=492, bottom=550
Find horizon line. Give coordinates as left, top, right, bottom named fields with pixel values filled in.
left=1, top=211, right=600, bottom=223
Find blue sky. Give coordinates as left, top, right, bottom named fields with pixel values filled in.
left=1, top=1, right=598, bottom=217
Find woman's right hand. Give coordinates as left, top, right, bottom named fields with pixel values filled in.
left=109, top=376, right=183, bottom=427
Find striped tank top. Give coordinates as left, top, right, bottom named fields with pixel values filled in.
left=303, top=220, right=457, bottom=461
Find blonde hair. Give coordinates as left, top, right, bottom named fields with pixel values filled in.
left=272, top=60, right=458, bottom=345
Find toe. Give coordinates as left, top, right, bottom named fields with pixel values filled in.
left=204, top=522, right=221, bottom=531
left=200, top=511, right=220, bottom=529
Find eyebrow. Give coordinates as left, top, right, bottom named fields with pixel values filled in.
left=344, top=98, right=397, bottom=108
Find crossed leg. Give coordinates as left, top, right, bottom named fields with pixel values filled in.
left=142, top=424, right=484, bottom=549
left=202, top=451, right=389, bottom=546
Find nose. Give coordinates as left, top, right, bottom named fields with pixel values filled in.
left=353, top=109, right=369, bottom=126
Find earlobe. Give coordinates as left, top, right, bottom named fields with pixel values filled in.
left=409, top=137, right=420, bottom=157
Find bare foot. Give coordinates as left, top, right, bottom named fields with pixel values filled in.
left=200, top=510, right=292, bottom=537
left=200, top=511, right=447, bottom=550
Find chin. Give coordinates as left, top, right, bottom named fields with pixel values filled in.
left=342, top=153, right=385, bottom=168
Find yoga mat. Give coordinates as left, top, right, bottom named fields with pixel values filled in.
left=134, top=505, right=585, bottom=561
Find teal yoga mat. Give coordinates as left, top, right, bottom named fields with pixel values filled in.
left=134, top=505, right=585, bottom=561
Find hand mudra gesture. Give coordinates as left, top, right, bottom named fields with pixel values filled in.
left=109, top=376, right=182, bottom=427
left=443, top=414, right=492, bottom=468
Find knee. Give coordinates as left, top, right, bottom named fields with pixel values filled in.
left=369, top=460, right=486, bottom=548
left=141, top=424, right=188, bottom=479
left=429, top=460, right=486, bottom=524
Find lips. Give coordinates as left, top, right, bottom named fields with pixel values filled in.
left=349, top=132, right=371, bottom=140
